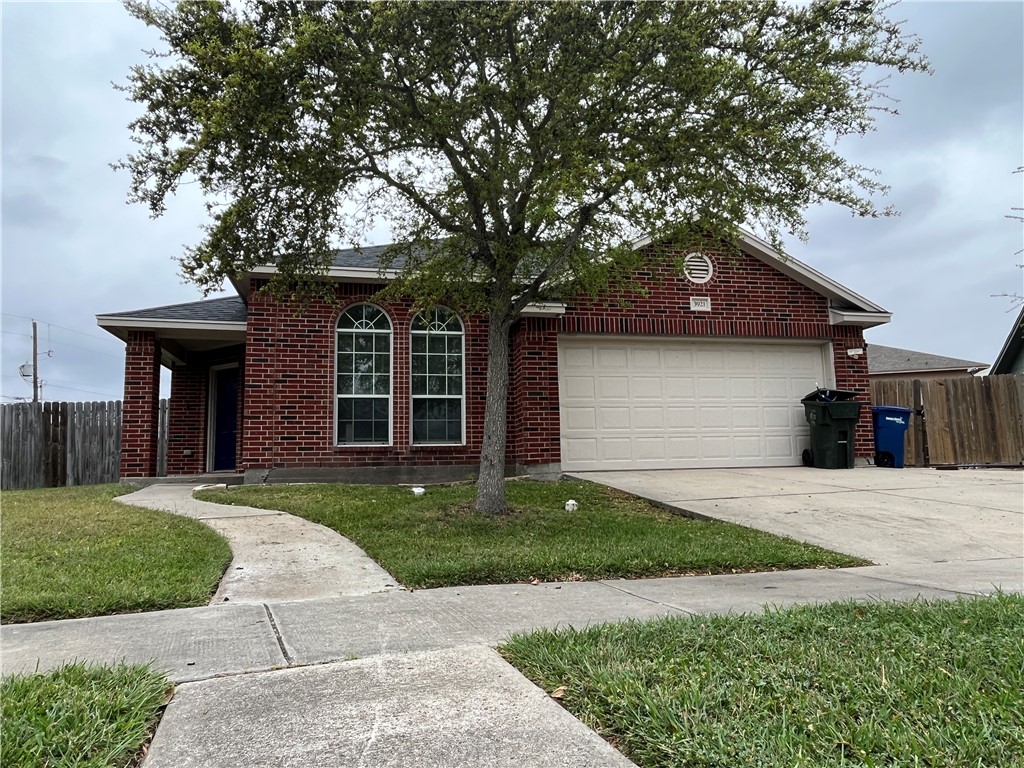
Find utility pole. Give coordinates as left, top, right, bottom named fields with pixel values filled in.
left=31, top=320, right=39, bottom=403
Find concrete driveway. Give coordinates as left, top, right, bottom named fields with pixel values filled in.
left=571, top=467, right=1023, bottom=565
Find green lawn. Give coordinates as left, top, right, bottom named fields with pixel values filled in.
left=196, top=480, right=866, bottom=588
left=1, top=662, right=171, bottom=768
left=501, top=594, right=1024, bottom=768
left=1, top=484, right=232, bottom=624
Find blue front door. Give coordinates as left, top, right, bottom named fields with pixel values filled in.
left=212, top=367, right=238, bottom=471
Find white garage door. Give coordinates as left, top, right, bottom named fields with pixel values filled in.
left=559, top=337, right=831, bottom=471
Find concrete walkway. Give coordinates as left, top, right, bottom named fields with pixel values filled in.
left=118, top=484, right=399, bottom=602
left=3, top=481, right=1022, bottom=767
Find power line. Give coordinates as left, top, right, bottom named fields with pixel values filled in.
left=1, top=313, right=116, bottom=345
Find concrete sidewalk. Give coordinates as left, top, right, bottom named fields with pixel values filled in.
left=3, top=557, right=1020, bottom=683
left=4, top=477, right=1022, bottom=767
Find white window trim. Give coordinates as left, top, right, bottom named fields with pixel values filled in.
left=335, top=304, right=394, bottom=447
left=410, top=308, right=466, bottom=446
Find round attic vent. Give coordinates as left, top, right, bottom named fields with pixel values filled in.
left=682, top=252, right=714, bottom=284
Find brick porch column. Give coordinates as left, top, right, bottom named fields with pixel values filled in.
left=121, top=330, right=161, bottom=477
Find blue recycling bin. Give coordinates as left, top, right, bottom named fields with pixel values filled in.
left=871, top=406, right=912, bottom=468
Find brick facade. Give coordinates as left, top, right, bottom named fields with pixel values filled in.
left=166, top=363, right=207, bottom=475
left=135, top=241, right=875, bottom=476
left=241, top=282, right=493, bottom=471
left=120, top=330, right=161, bottom=477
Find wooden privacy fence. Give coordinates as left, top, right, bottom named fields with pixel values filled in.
left=871, top=374, right=1024, bottom=467
left=1, top=400, right=169, bottom=490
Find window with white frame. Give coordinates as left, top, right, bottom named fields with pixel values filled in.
left=411, top=308, right=464, bottom=444
left=336, top=304, right=391, bottom=444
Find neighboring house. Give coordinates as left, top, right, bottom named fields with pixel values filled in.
left=867, top=344, right=987, bottom=382
left=989, top=305, right=1024, bottom=375
left=97, top=231, right=889, bottom=481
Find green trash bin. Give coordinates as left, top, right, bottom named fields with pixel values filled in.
left=801, top=389, right=862, bottom=469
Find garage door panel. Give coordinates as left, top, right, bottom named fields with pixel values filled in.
left=597, top=348, right=629, bottom=368
left=663, top=349, right=694, bottom=370
left=667, top=437, right=700, bottom=460
left=564, top=438, right=598, bottom=462
left=699, top=406, right=731, bottom=428
left=731, top=406, right=761, bottom=429
left=697, top=377, right=729, bottom=399
left=598, top=407, right=631, bottom=430
left=734, top=436, right=763, bottom=458
left=766, top=435, right=798, bottom=459
left=632, top=348, right=662, bottom=368
left=563, top=376, right=595, bottom=399
left=696, top=349, right=727, bottom=370
left=763, top=405, right=793, bottom=428
left=597, top=377, right=629, bottom=398
left=563, top=347, right=595, bottom=369
left=761, top=377, right=791, bottom=399
left=631, top=377, right=663, bottom=399
left=634, top=437, right=666, bottom=460
left=729, top=379, right=758, bottom=399
left=563, top=407, right=596, bottom=431
left=665, top=377, right=695, bottom=398
left=632, top=407, right=666, bottom=429
left=559, top=338, right=830, bottom=471
left=665, top=406, right=697, bottom=428
left=601, top=438, right=633, bottom=461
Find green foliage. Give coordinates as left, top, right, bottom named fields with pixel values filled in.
left=0, top=485, right=232, bottom=623
left=1, top=662, right=171, bottom=768
left=501, top=594, right=1024, bottom=768
left=119, top=0, right=927, bottom=306
left=195, top=480, right=865, bottom=588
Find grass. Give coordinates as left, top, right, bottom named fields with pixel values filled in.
left=1, top=484, right=232, bottom=624
left=195, top=480, right=866, bottom=588
left=1, top=662, right=172, bottom=768
left=500, top=594, right=1024, bottom=768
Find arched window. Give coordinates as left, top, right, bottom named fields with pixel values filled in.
left=336, top=304, right=391, bottom=445
left=410, top=308, right=464, bottom=444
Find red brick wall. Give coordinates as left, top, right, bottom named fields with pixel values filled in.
left=509, top=317, right=561, bottom=466
left=166, top=363, right=206, bottom=475
left=233, top=243, right=873, bottom=472
left=241, top=282, right=491, bottom=470
left=120, top=330, right=160, bottom=477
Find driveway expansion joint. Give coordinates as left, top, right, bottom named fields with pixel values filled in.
left=598, top=579, right=696, bottom=616
left=263, top=604, right=294, bottom=665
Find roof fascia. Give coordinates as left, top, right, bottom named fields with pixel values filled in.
left=828, top=308, right=892, bottom=329
left=248, top=265, right=400, bottom=282
left=95, top=316, right=247, bottom=333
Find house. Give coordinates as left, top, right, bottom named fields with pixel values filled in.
left=867, top=344, right=988, bottom=382
left=989, top=305, right=1024, bottom=375
left=97, top=231, right=889, bottom=482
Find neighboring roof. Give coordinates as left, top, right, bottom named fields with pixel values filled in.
left=867, top=343, right=987, bottom=375
left=990, top=305, right=1024, bottom=375
left=98, top=296, right=247, bottom=324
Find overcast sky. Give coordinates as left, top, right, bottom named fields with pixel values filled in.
left=2, top=1, right=1022, bottom=403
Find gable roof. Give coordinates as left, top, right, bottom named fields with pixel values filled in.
left=990, top=305, right=1024, bottom=375
left=867, top=343, right=987, bottom=375
left=244, top=228, right=889, bottom=327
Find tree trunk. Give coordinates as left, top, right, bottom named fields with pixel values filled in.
left=475, top=306, right=513, bottom=515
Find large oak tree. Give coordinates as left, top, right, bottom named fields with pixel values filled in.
left=119, top=0, right=926, bottom=513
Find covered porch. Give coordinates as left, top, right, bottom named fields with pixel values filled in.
left=96, top=297, right=247, bottom=479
